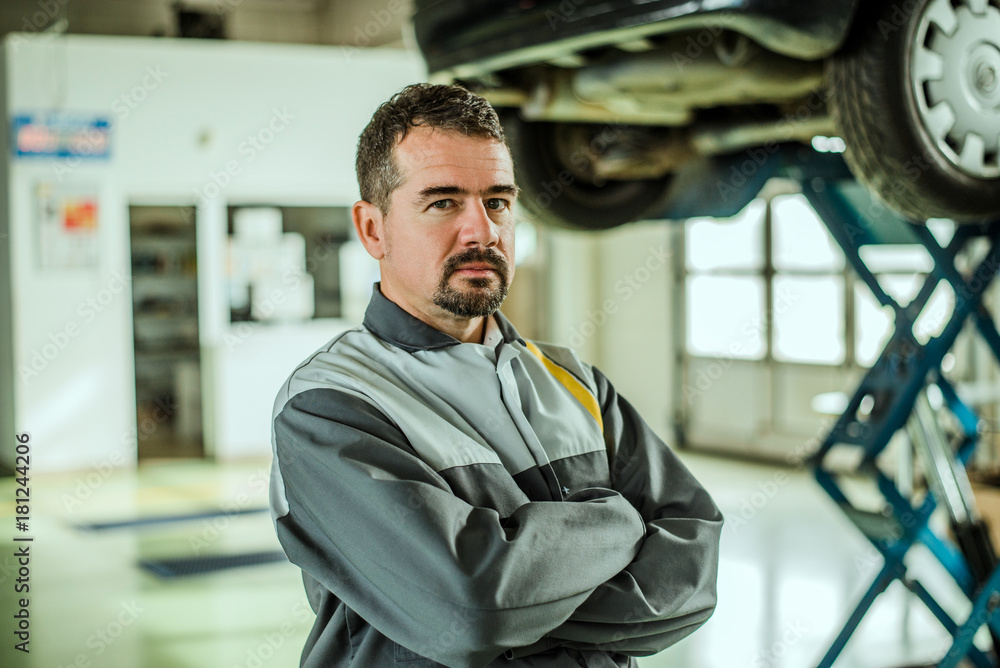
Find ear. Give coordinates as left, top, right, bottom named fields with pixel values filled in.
left=352, top=200, right=387, bottom=260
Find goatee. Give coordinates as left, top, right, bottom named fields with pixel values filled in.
left=433, top=248, right=510, bottom=318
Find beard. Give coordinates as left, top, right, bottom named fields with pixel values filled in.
left=433, top=248, right=511, bottom=318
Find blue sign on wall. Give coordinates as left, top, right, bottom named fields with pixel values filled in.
left=11, top=113, right=111, bottom=159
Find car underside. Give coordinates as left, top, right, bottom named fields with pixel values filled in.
left=413, top=0, right=1000, bottom=229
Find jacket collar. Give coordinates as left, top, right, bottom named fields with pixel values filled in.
left=362, top=283, right=523, bottom=353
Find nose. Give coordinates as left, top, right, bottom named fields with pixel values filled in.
left=458, top=200, right=500, bottom=248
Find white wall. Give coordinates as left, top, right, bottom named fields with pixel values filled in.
left=543, top=221, right=677, bottom=441
left=4, top=34, right=423, bottom=471
left=593, top=222, right=675, bottom=438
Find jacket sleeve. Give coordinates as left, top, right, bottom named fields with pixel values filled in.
left=271, top=386, right=647, bottom=668
left=541, top=367, right=723, bottom=656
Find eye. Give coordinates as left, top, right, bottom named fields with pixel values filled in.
left=486, top=198, right=509, bottom=211
left=431, top=200, right=452, bottom=209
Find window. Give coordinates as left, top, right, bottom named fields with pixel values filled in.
left=770, top=194, right=845, bottom=364
left=687, top=275, right=767, bottom=359
left=685, top=193, right=847, bottom=365
left=685, top=200, right=766, bottom=360
left=684, top=190, right=949, bottom=367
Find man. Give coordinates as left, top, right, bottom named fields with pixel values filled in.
left=270, top=83, right=722, bottom=668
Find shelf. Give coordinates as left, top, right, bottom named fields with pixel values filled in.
left=132, top=274, right=197, bottom=286
left=131, top=235, right=194, bottom=247
left=135, top=348, right=199, bottom=360
left=134, top=314, right=197, bottom=323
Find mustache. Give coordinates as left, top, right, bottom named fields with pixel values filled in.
left=443, top=248, right=510, bottom=280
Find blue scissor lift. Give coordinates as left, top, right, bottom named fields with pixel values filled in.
left=770, top=149, right=1000, bottom=667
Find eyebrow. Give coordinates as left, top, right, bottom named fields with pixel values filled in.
left=416, top=184, right=520, bottom=203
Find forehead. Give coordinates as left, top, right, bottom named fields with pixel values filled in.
left=393, top=126, right=513, bottom=189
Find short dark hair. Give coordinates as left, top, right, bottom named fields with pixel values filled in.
left=356, top=83, right=508, bottom=216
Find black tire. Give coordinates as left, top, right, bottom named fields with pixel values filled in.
left=829, top=0, right=1000, bottom=223
left=502, top=114, right=674, bottom=230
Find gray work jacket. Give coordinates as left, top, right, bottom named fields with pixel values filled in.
left=270, top=284, right=723, bottom=667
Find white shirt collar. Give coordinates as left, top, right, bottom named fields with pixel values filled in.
left=481, top=314, right=504, bottom=349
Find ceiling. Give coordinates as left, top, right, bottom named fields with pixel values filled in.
left=1, top=0, right=416, bottom=49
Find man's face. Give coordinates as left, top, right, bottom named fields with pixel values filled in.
left=368, top=126, right=517, bottom=332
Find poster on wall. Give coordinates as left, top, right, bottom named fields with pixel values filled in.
left=36, top=183, right=101, bottom=270
left=11, top=113, right=111, bottom=159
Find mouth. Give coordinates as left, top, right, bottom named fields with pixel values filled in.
left=452, top=264, right=499, bottom=278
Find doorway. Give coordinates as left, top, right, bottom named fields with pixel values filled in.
left=129, top=205, right=203, bottom=459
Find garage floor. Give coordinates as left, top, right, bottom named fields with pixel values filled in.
left=0, top=453, right=981, bottom=668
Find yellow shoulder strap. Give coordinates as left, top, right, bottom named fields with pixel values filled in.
left=524, top=341, right=604, bottom=433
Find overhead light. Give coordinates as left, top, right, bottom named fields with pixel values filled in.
left=811, top=136, right=847, bottom=153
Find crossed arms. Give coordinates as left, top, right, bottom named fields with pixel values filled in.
left=272, top=367, right=723, bottom=668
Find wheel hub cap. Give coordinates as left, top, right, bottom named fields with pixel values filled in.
left=913, top=0, right=1000, bottom=178
left=969, top=44, right=1000, bottom=103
